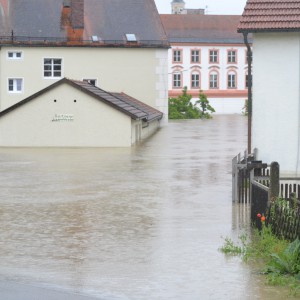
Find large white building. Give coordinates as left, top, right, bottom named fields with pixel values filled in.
left=0, top=0, right=169, bottom=147
left=238, top=0, right=300, bottom=176
left=161, top=7, right=249, bottom=114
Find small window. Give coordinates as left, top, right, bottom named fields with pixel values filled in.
left=209, top=72, right=218, bottom=89
left=83, top=79, right=97, bottom=86
left=173, top=72, right=181, bottom=88
left=44, top=58, right=62, bottom=78
left=228, top=72, right=236, bottom=89
left=8, top=51, right=22, bottom=59
left=91, top=36, right=99, bottom=42
left=191, top=73, right=200, bottom=88
left=228, top=50, right=237, bottom=63
left=209, top=50, right=219, bottom=63
left=173, top=49, right=182, bottom=63
left=191, top=50, right=200, bottom=63
left=8, top=78, right=23, bottom=93
left=126, top=34, right=137, bottom=42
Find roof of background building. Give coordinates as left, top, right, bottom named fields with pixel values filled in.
left=238, top=0, right=300, bottom=32
left=160, top=14, right=245, bottom=44
left=0, top=0, right=169, bottom=47
left=0, top=78, right=163, bottom=122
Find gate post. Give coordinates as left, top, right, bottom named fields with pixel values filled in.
left=269, top=161, right=280, bottom=205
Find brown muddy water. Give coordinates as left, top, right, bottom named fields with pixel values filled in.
left=0, top=115, right=297, bottom=299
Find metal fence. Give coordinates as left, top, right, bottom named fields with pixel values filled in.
left=232, top=150, right=300, bottom=240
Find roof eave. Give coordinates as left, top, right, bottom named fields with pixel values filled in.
left=238, top=28, right=300, bottom=34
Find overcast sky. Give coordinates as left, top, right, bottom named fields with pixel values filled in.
left=154, top=0, right=247, bottom=15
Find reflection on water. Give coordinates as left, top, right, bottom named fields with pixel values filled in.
left=0, top=115, right=296, bottom=299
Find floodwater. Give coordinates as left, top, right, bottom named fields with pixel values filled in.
left=0, top=115, right=296, bottom=299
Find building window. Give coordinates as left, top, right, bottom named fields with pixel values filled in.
left=44, top=58, right=62, bottom=78
left=209, top=50, right=219, bottom=63
left=209, top=72, right=218, bottom=89
left=8, top=78, right=23, bottom=93
left=83, top=79, right=97, bottom=86
left=228, top=72, right=237, bottom=89
left=228, top=50, right=237, bottom=63
left=191, top=72, right=200, bottom=89
left=245, top=74, right=249, bottom=88
left=8, top=51, right=22, bottom=59
left=191, top=50, right=200, bottom=63
left=173, top=49, right=182, bottom=63
left=173, top=72, right=182, bottom=88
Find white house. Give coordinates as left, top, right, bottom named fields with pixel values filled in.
left=161, top=7, right=249, bottom=114
left=0, top=0, right=169, bottom=146
left=238, top=0, right=300, bottom=176
left=0, top=78, right=163, bottom=147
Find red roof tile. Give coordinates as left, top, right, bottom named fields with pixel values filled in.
left=238, top=0, right=300, bottom=32
left=161, top=14, right=244, bottom=44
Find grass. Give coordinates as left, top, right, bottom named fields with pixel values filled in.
left=220, top=225, right=300, bottom=296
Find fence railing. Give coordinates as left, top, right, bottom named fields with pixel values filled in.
left=232, top=150, right=300, bottom=240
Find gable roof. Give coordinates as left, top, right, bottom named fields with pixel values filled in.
left=0, top=78, right=163, bottom=122
left=238, top=0, right=300, bottom=33
left=0, top=0, right=169, bottom=48
left=160, top=14, right=244, bottom=44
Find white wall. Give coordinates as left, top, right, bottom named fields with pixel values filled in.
left=252, top=32, right=300, bottom=176
left=0, top=84, right=133, bottom=147
left=168, top=43, right=248, bottom=114
left=0, top=47, right=168, bottom=121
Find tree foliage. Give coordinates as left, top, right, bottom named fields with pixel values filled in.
left=168, top=87, right=215, bottom=119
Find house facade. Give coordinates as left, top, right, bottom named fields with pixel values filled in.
left=0, top=0, right=169, bottom=147
left=0, top=79, right=163, bottom=147
left=238, top=0, right=300, bottom=176
left=161, top=13, right=249, bottom=114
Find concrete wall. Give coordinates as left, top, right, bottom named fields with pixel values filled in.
left=0, top=47, right=168, bottom=121
left=252, top=32, right=300, bottom=176
left=0, top=84, right=133, bottom=147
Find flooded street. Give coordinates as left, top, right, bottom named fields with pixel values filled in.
left=0, top=115, right=295, bottom=299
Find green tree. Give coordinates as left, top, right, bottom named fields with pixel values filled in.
left=168, top=87, right=215, bottom=119
left=195, top=91, right=215, bottom=119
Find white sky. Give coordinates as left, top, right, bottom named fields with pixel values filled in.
left=154, top=0, right=247, bottom=15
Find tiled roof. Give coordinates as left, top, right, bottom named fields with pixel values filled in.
left=111, top=93, right=163, bottom=122
left=0, top=0, right=168, bottom=47
left=160, top=14, right=244, bottom=44
left=0, top=78, right=163, bottom=122
left=71, top=80, right=163, bottom=121
left=238, top=0, right=300, bottom=32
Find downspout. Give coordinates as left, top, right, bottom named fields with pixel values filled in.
left=243, top=32, right=252, bottom=154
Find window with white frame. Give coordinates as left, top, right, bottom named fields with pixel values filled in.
left=191, top=50, right=200, bottom=63
left=228, top=50, right=237, bottom=63
left=44, top=58, right=62, bottom=78
left=209, top=72, right=218, bottom=89
left=209, top=50, right=218, bottom=63
left=173, top=72, right=181, bottom=88
left=173, top=50, right=182, bottom=63
left=7, top=51, right=22, bottom=59
left=191, top=72, right=200, bottom=88
left=8, top=78, right=23, bottom=93
left=228, top=72, right=236, bottom=88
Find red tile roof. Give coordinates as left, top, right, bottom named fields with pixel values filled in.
left=161, top=14, right=244, bottom=44
left=238, top=0, right=300, bottom=32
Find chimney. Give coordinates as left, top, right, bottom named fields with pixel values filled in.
left=71, top=0, right=84, bottom=29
